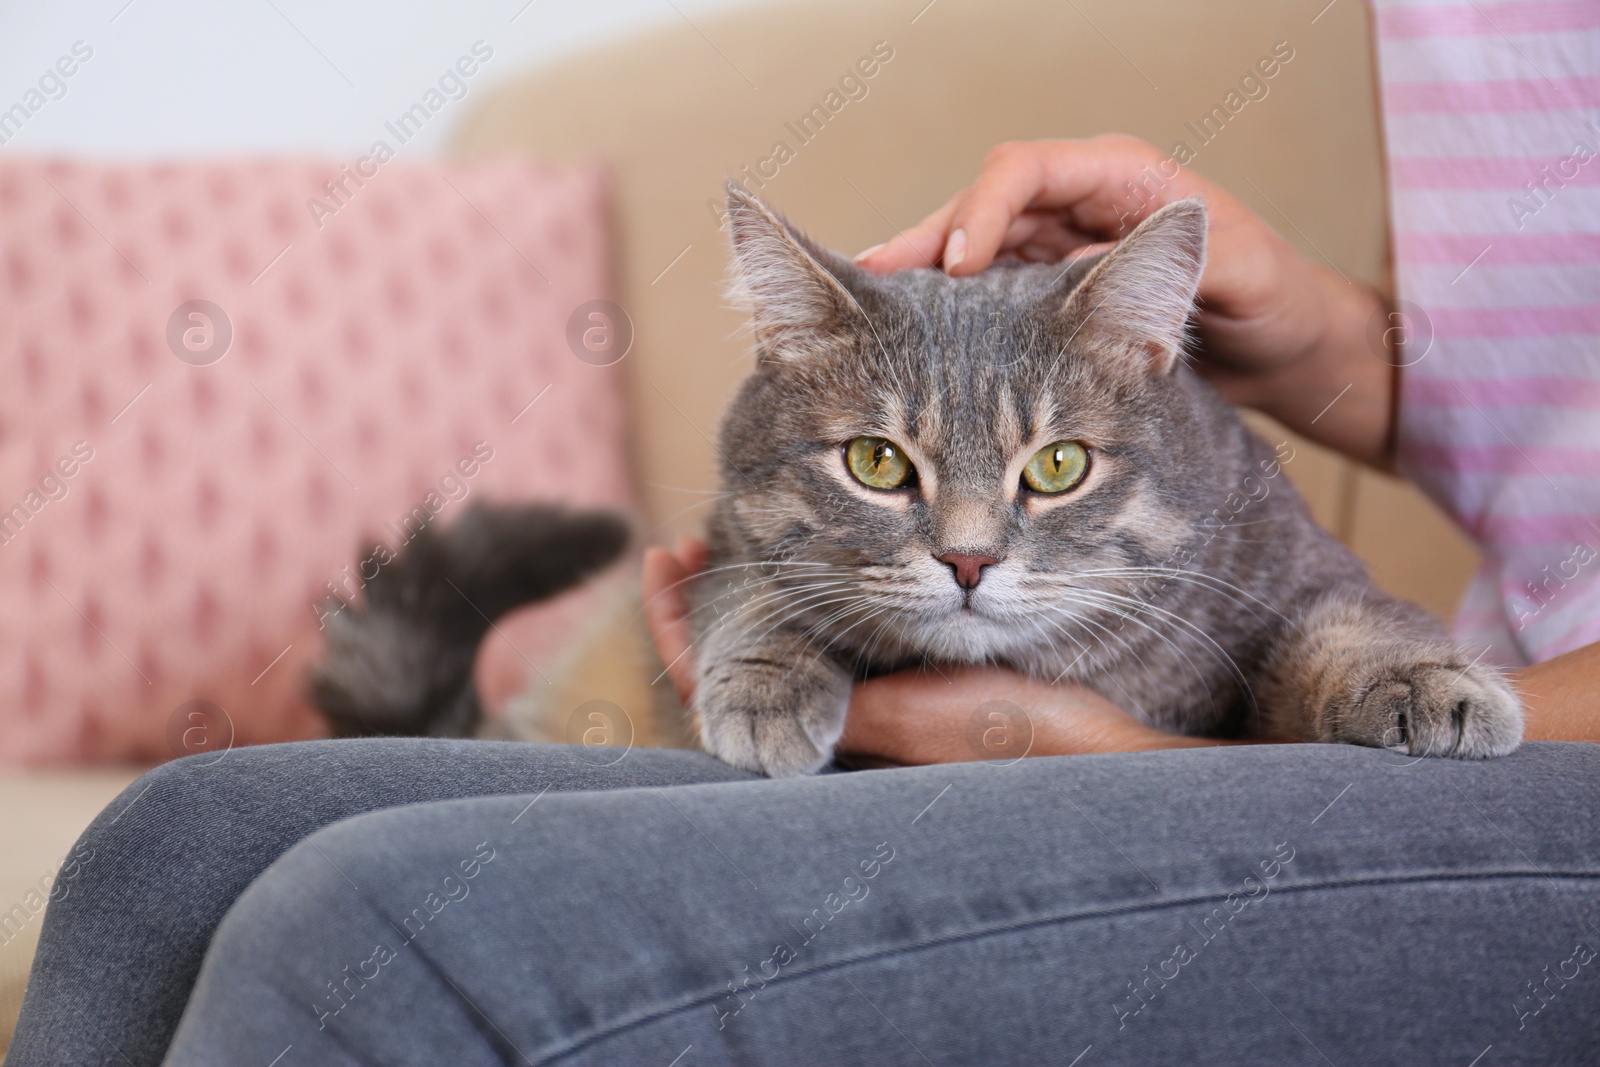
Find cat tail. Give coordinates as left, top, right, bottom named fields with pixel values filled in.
left=308, top=502, right=630, bottom=738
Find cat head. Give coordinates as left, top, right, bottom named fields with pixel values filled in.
left=714, top=185, right=1218, bottom=663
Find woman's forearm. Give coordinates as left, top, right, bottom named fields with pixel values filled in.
left=839, top=667, right=1274, bottom=765
left=1024, top=637, right=1600, bottom=753
left=1229, top=266, right=1399, bottom=470
left=1515, top=640, right=1600, bottom=742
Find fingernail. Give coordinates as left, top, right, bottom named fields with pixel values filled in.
left=852, top=243, right=885, bottom=264
left=943, top=228, right=967, bottom=270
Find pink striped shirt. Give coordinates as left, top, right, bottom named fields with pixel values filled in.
left=1372, top=0, right=1600, bottom=666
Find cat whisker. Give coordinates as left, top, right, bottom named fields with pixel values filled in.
left=771, top=598, right=889, bottom=681
left=1077, top=564, right=1280, bottom=609
left=1052, top=586, right=1254, bottom=708
left=1020, top=606, right=1094, bottom=666
left=1057, top=565, right=1289, bottom=627
left=855, top=610, right=903, bottom=672
left=646, top=558, right=854, bottom=599
left=718, top=589, right=880, bottom=652
left=706, top=581, right=864, bottom=635
left=1029, top=610, right=1150, bottom=711
left=679, top=575, right=857, bottom=620
left=691, top=585, right=873, bottom=662
left=1039, top=595, right=1165, bottom=679
left=642, top=559, right=858, bottom=616
left=814, top=602, right=893, bottom=657
left=646, top=482, right=731, bottom=496
left=1043, top=595, right=1215, bottom=706
left=656, top=495, right=732, bottom=526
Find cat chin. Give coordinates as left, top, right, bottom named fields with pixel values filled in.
left=893, top=609, right=1039, bottom=664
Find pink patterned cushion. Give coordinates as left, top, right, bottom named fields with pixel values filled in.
left=0, top=157, right=631, bottom=765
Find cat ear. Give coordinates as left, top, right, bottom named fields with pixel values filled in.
left=1057, top=198, right=1208, bottom=375
left=724, top=182, right=866, bottom=362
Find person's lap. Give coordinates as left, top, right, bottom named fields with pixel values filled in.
left=155, top=741, right=1600, bottom=1066
left=6, top=738, right=756, bottom=1067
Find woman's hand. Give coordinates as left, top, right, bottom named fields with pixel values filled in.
left=642, top=539, right=1237, bottom=767
left=855, top=135, right=1397, bottom=468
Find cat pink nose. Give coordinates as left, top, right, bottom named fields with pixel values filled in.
left=937, top=552, right=1001, bottom=590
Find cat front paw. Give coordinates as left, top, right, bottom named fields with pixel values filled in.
left=1324, top=655, right=1522, bottom=758
left=696, top=659, right=850, bottom=777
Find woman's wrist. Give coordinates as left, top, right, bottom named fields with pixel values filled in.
left=1024, top=688, right=1262, bottom=754
left=1032, top=708, right=1258, bottom=754
left=1513, top=640, right=1600, bottom=743
left=1241, top=267, right=1397, bottom=469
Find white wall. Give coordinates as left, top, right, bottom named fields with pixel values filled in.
left=0, top=0, right=778, bottom=157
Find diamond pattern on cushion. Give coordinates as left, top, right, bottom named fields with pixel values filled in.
left=0, top=157, right=630, bottom=765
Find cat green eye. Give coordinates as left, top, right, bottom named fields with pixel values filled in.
left=1022, top=441, right=1090, bottom=494
left=846, top=436, right=915, bottom=490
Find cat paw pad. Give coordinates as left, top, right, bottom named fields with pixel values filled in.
left=1331, top=661, right=1522, bottom=758
left=700, top=701, right=840, bottom=777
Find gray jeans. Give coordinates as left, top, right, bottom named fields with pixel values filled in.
left=12, top=741, right=1600, bottom=1065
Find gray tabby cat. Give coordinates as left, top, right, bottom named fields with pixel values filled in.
left=694, top=186, right=1522, bottom=776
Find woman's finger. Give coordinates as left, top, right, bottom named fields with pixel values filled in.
left=951, top=136, right=1224, bottom=275
left=859, top=137, right=1175, bottom=278
left=938, top=143, right=1056, bottom=275
left=641, top=546, right=698, bottom=708
left=853, top=193, right=962, bottom=272
left=676, top=536, right=709, bottom=576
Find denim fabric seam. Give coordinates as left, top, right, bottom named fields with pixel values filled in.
left=373, top=921, right=523, bottom=1067
left=537, top=866, right=1600, bottom=1065
left=292, top=857, right=522, bottom=1067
